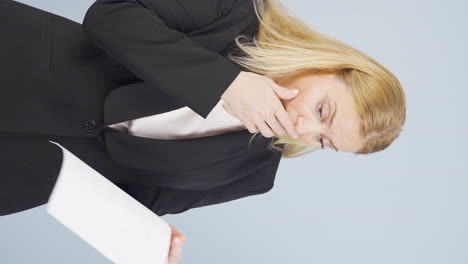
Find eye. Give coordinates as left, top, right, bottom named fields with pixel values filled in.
left=318, top=101, right=330, bottom=121
left=318, top=103, right=324, bottom=118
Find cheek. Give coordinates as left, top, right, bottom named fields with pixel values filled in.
left=298, top=133, right=317, bottom=147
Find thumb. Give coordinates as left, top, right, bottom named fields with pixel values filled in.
left=274, top=84, right=300, bottom=99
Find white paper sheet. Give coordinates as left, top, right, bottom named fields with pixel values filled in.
left=46, top=141, right=171, bottom=264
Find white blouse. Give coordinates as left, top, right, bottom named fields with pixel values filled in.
left=107, top=98, right=247, bottom=139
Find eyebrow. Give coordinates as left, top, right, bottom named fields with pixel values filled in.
left=327, top=100, right=339, bottom=152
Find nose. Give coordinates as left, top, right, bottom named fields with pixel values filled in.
left=296, top=115, right=323, bottom=136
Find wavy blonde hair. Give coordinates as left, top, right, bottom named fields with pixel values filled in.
left=227, top=0, right=406, bottom=158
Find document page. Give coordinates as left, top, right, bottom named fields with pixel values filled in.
left=47, top=141, right=171, bottom=264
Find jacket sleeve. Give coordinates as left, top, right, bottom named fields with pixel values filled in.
left=117, top=182, right=273, bottom=216
left=82, top=0, right=244, bottom=118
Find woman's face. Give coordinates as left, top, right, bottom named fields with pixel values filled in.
left=275, top=71, right=364, bottom=153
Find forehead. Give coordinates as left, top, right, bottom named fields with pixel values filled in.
left=330, top=86, right=363, bottom=152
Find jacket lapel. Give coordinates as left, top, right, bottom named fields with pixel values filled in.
left=103, top=81, right=186, bottom=125
left=103, top=127, right=275, bottom=172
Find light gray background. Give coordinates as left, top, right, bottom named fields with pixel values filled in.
left=1, top=0, right=467, bottom=263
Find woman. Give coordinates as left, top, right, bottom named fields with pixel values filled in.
left=1, top=0, right=406, bottom=261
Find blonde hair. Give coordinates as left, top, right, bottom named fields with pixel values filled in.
left=228, top=0, right=406, bottom=158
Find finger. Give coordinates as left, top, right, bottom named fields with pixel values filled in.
left=168, top=252, right=179, bottom=264
left=176, top=233, right=186, bottom=243
left=264, top=112, right=286, bottom=137
left=272, top=82, right=300, bottom=99
left=170, top=227, right=181, bottom=238
left=243, top=119, right=259, bottom=134
left=275, top=108, right=298, bottom=139
left=168, top=237, right=183, bottom=263
left=255, top=119, right=274, bottom=138
left=171, top=226, right=185, bottom=238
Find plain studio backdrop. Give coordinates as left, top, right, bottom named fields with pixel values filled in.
left=1, top=0, right=467, bottom=263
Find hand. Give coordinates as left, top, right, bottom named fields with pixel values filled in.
left=221, top=71, right=299, bottom=139
left=167, top=224, right=187, bottom=264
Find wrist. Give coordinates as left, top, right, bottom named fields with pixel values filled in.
left=221, top=70, right=245, bottom=100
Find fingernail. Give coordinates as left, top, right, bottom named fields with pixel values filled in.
left=291, top=89, right=299, bottom=93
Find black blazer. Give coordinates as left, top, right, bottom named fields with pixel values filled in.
left=0, top=0, right=283, bottom=216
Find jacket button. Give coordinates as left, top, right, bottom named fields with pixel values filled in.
left=82, top=120, right=97, bottom=133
